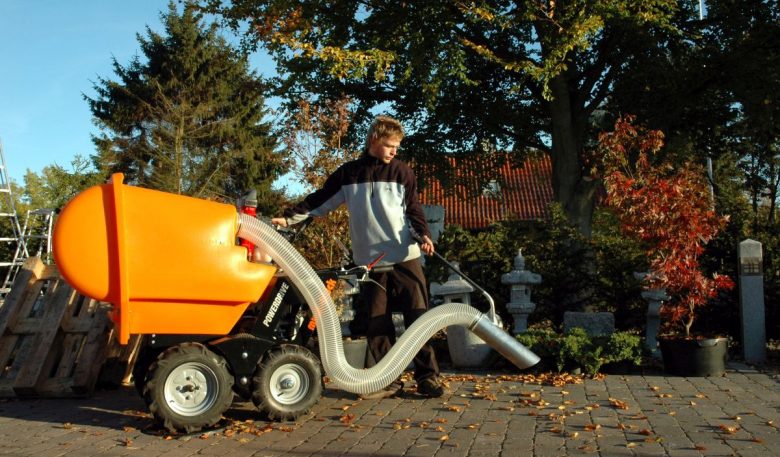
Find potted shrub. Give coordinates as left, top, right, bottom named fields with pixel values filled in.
left=599, top=116, right=735, bottom=376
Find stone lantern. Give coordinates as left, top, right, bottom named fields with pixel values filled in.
left=501, top=250, right=542, bottom=335
left=430, top=262, right=492, bottom=368
left=430, top=262, right=474, bottom=306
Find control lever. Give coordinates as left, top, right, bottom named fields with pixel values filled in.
left=350, top=252, right=387, bottom=292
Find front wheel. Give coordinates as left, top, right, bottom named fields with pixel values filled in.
left=143, top=343, right=234, bottom=433
left=253, top=344, right=322, bottom=421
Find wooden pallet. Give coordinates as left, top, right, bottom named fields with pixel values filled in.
left=0, top=257, right=115, bottom=397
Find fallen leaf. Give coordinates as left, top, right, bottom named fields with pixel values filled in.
left=609, top=398, right=629, bottom=410
left=439, top=434, right=449, bottom=441
left=639, top=429, right=653, bottom=436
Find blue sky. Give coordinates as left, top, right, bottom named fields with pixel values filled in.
left=0, top=1, right=278, bottom=186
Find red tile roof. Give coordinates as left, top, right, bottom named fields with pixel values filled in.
left=418, top=154, right=553, bottom=229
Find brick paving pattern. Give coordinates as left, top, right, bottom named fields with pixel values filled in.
left=0, top=364, right=777, bottom=456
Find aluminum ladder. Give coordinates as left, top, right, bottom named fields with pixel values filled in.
left=0, top=140, right=28, bottom=298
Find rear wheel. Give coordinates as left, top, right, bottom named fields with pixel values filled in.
left=253, top=344, right=322, bottom=421
left=132, top=339, right=162, bottom=398
left=143, top=343, right=234, bottom=433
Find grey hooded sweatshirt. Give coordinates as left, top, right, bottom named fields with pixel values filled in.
left=283, top=155, right=431, bottom=266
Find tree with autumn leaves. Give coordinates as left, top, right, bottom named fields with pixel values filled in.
left=202, top=0, right=682, bottom=236
left=280, top=97, right=357, bottom=270
left=598, top=116, right=734, bottom=337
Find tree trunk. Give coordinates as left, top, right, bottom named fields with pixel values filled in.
left=548, top=75, right=597, bottom=237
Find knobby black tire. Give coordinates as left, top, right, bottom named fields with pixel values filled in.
left=143, top=342, right=234, bottom=433
left=253, top=344, right=322, bottom=421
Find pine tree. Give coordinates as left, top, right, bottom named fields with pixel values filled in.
left=86, top=1, right=285, bottom=208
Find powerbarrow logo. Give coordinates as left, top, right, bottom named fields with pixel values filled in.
left=263, top=282, right=289, bottom=327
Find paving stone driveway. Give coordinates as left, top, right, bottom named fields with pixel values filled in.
left=0, top=365, right=777, bottom=456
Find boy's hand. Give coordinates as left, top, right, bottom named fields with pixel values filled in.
left=271, top=217, right=288, bottom=228
left=420, top=235, right=435, bottom=256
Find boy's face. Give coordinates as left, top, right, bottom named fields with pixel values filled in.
left=368, top=135, right=401, bottom=164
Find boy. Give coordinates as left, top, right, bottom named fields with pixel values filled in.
left=272, top=115, right=445, bottom=398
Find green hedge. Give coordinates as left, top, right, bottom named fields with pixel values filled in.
left=516, top=327, right=643, bottom=375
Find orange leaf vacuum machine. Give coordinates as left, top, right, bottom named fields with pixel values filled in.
left=54, top=174, right=539, bottom=432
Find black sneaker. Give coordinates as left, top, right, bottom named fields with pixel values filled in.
left=417, top=377, right=446, bottom=398
left=359, top=380, right=404, bottom=400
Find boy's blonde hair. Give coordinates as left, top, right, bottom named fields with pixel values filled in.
left=365, top=115, right=404, bottom=153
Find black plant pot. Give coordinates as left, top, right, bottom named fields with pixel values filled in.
left=658, top=337, right=728, bottom=377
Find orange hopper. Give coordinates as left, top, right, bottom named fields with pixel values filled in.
left=53, top=174, right=276, bottom=344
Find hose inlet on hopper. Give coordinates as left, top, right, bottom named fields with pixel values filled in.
left=237, top=214, right=539, bottom=395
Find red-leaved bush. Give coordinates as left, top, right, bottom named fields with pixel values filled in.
left=598, top=116, right=734, bottom=337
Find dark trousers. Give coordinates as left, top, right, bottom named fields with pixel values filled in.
left=363, top=258, right=439, bottom=382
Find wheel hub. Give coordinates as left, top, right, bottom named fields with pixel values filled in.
left=279, top=376, right=296, bottom=390
left=164, top=362, right=220, bottom=416
left=269, top=363, right=310, bottom=406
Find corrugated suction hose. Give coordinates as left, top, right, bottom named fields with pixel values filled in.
left=237, top=214, right=539, bottom=394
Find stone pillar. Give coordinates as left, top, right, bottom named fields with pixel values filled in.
left=430, top=262, right=491, bottom=368
left=421, top=205, right=445, bottom=243
left=641, top=288, right=668, bottom=358
left=738, top=239, right=766, bottom=363
left=501, top=250, right=542, bottom=335
left=634, top=272, right=668, bottom=358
